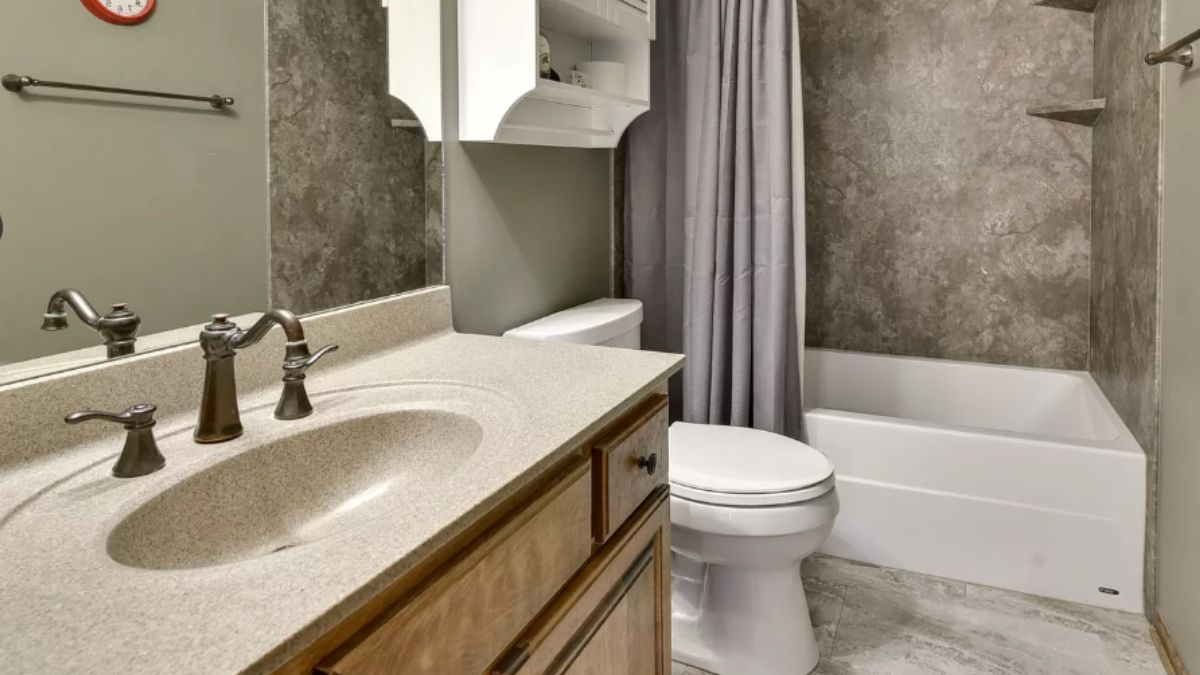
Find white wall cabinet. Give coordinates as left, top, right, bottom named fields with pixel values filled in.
left=458, top=0, right=655, bottom=148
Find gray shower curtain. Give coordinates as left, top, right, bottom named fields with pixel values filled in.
left=624, top=0, right=805, bottom=438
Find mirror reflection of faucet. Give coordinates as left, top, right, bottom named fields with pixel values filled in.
left=40, top=289, right=141, bottom=359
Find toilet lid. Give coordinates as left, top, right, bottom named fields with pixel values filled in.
left=669, top=422, right=835, bottom=496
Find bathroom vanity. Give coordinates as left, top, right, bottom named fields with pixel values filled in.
left=289, top=393, right=671, bottom=675
left=0, top=287, right=683, bottom=674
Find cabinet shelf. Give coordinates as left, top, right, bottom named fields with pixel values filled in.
left=532, top=79, right=648, bottom=108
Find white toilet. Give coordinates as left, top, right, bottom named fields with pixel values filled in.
left=505, top=298, right=839, bottom=675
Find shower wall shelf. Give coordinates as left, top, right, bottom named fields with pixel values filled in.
left=1026, top=98, right=1107, bottom=126
left=458, top=0, right=654, bottom=148
left=384, top=0, right=442, bottom=140
left=1030, top=0, right=1098, bottom=13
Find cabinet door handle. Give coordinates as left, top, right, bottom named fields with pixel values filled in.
left=636, top=453, right=658, bottom=476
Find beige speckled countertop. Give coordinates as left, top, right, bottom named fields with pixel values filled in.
left=0, top=287, right=683, bottom=674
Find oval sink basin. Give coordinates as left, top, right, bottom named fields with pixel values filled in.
left=107, top=409, right=483, bottom=570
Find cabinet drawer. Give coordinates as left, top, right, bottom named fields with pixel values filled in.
left=591, top=394, right=668, bottom=544
left=318, top=461, right=593, bottom=675
left=492, top=488, right=671, bottom=675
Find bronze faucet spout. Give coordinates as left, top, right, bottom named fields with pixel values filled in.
left=228, top=308, right=307, bottom=350
left=194, top=309, right=338, bottom=444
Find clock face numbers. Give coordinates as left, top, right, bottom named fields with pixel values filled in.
left=81, top=0, right=156, bottom=25
left=105, top=0, right=147, bottom=19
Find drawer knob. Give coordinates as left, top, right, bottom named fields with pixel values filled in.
left=637, top=453, right=659, bottom=476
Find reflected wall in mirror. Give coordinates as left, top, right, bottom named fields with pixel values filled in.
left=0, top=0, right=443, bottom=387
left=268, top=0, right=444, bottom=314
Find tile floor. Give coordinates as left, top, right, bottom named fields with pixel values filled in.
left=672, top=555, right=1166, bottom=675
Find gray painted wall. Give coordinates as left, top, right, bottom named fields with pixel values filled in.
left=798, top=0, right=1094, bottom=369
left=444, top=145, right=612, bottom=336
left=0, top=1, right=269, bottom=363
left=1090, top=0, right=1163, bottom=610
left=441, top=0, right=613, bottom=336
left=1158, top=0, right=1199, bottom=662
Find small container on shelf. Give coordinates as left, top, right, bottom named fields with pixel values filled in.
left=577, top=61, right=626, bottom=97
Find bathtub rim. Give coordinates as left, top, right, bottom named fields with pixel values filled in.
left=802, top=407, right=1145, bottom=457
left=802, top=348, right=1144, bottom=455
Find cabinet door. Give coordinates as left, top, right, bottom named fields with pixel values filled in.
left=554, top=0, right=606, bottom=21
left=492, top=489, right=670, bottom=675
left=561, top=548, right=658, bottom=675
left=316, top=461, right=594, bottom=675
left=608, top=0, right=652, bottom=40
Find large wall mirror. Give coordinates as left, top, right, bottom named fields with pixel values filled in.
left=0, top=1, right=443, bottom=387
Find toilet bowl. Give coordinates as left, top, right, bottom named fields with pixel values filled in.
left=504, top=299, right=839, bottom=674
left=669, top=422, right=837, bottom=675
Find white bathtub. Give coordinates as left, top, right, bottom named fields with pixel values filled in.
left=804, top=348, right=1146, bottom=612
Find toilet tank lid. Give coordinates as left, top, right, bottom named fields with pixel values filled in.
left=503, top=298, right=643, bottom=345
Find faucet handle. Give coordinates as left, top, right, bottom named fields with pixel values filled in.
left=275, top=343, right=339, bottom=421
left=65, top=403, right=165, bottom=478
left=287, top=343, right=339, bottom=373
left=65, top=403, right=158, bottom=429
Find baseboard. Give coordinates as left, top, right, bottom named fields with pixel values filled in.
left=1152, top=609, right=1190, bottom=675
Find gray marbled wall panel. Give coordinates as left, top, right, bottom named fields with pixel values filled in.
left=268, top=0, right=429, bottom=314
left=425, top=142, right=445, bottom=287
left=1091, top=0, right=1161, bottom=611
left=799, top=0, right=1094, bottom=369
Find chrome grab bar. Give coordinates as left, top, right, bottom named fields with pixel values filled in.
left=1146, top=27, right=1200, bottom=68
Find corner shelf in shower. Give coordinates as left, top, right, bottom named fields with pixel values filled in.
left=1030, top=0, right=1098, bottom=13
left=458, top=0, right=654, bottom=148
left=1026, top=98, right=1107, bottom=126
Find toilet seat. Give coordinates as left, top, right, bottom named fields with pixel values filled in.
left=672, top=475, right=836, bottom=507
left=669, top=422, right=835, bottom=507
left=671, top=485, right=839, bottom=538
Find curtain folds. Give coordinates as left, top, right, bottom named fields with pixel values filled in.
left=624, top=0, right=805, bottom=438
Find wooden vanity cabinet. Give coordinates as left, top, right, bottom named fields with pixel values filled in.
left=295, top=393, right=672, bottom=675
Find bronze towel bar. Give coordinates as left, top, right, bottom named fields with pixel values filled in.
left=2, top=73, right=234, bottom=109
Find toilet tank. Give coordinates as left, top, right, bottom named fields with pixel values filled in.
left=503, top=299, right=643, bottom=349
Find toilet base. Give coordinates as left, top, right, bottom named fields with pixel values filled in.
left=672, top=558, right=820, bottom=675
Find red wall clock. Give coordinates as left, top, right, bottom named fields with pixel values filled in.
left=81, top=0, right=156, bottom=25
